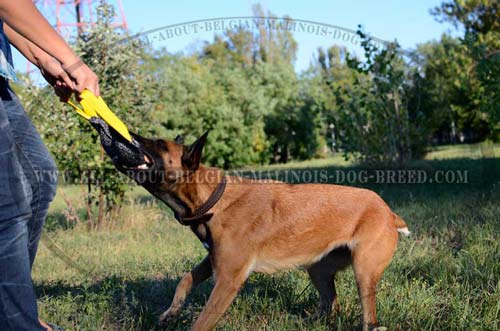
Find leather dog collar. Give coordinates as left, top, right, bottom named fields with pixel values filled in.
left=174, top=175, right=227, bottom=227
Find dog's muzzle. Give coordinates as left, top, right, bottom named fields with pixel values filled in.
left=89, top=117, right=147, bottom=168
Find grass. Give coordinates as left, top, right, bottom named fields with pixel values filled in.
left=424, top=141, right=499, bottom=160
left=33, top=143, right=500, bottom=331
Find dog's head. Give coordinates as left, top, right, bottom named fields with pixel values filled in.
left=116, top=131, right=209, bottom=190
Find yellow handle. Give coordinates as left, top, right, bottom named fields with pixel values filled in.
left=67, top=100, right=95, bottom=120
left=67, top=90, right=133, bottom=142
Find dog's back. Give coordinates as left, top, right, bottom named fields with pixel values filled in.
left=215, top=180, right=406, bottom=274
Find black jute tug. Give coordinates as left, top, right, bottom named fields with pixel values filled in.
left=89, top=117, right=145, bottom=167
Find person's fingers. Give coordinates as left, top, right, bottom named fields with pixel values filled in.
left=64, top=62, right=100, bottom=96
left=54, top=82, right=72, bottom=102
left=82, top=79, right=99, bottom=96
left=94, top=78, right=100, bottom=97
left=59, top=89, right=72, bottom=102
left=44, top=58, right=71, bottom=87
left=84, top=71, right=99, bottom=96
left=59, top=70, right=76, bottom=91
left=74, top=90, right=82, bottom=102
left=74, top=75, right=92, bottom=95
left=75, top=81, right=85, bottom=94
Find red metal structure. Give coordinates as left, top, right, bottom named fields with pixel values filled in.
left=26, top=1, right=127, bottom=75
left=33, top=0, right=128, bottom=39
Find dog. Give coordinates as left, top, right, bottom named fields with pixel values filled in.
left=114, top=131, right=410, bottom=331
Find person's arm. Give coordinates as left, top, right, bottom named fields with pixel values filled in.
left=0, top=0, right=100, bottom=95
left=3, top=23, right=47, bottom=67
left=0, top=0, right=78, bottom=68
left=4, top=23, right=74, bottom=89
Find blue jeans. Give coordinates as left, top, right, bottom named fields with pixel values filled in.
left=0, top=79, right=57, bottom=331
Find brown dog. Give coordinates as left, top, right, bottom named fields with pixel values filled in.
left=115, top=132, right=410, bottom=331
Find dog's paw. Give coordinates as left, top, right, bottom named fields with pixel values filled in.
left=157, top=309, right=178, bottom=326
left=372, top=327, right=387, bottom=331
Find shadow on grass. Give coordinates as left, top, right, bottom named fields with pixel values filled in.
left=36, top=275, right=189, bottom=331
left=35, top=271, right=348, bottom=331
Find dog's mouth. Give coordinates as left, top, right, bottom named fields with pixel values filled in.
left=88, top=117, right=161, bottom=178
left=121, top=152, right=155, bottom=171
left=115, top=139, right=158, bottom=173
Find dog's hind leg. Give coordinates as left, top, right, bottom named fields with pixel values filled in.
left=158, top=255, right=212, bottom=324
left=351, top=230, right=397, bottom=331
left=307, top=263, right=337, bottom=315
left=307, top=246, right=351, bottom=315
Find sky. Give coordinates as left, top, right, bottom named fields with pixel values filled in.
left=14, top=0, right=459, bottom=75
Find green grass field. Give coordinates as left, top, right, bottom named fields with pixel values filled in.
left=34, top=143, right=500, bottom=331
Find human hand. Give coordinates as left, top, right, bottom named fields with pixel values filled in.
left=39, top=57, right=74, bottom=102
left=62, top=58, right=100, bottom=97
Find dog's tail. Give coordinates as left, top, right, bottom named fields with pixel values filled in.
left=393, top=213, right=410, bottom=236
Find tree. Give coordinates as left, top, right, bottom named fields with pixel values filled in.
left=408, top=35, right=488, bottom=144
left=337, top=29, right=414, bottom=164
left=313, top=46, right=356, bottom=152
left=432, top=0, right=500, bottom=140
left=149, top=5, right=312, bottom=165
left=146, top=53, right=268, bottom=168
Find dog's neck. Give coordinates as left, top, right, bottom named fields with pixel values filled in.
left=173, top=165, right=224, bottom=215
left=146, top=166, right=225, bottom=219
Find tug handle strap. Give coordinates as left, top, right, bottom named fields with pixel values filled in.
left=66, top=89, right=133, bottom=142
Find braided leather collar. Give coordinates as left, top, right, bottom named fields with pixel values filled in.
left=174, top=175, right=227, bottom=227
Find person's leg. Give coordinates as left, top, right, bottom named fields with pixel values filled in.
left=3, top=86, right=58, bottom=268
left=0, top=83, right=45, bottom=331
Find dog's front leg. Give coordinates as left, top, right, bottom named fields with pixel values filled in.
left=191, top=263, right=250, bottom=331
left=159, top=255, right=212, bottom=324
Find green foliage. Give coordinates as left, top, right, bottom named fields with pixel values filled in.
left=432, top=0, right=500, bottom=140
left=313, top=31, right=415, bottom=164
left=147, top=54, right=269, bottom=168
left=145, top=5, right=322, bottom=167
left=407, top=34, right=492, bottom=147
left=348, top=33, right=414, bottom=164
left=18, top=2, right=156, bottom=228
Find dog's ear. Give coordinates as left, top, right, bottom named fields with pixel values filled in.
left=182, top=131, right=208, bottom=171
left=174, top=134, right=184, bottom=144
